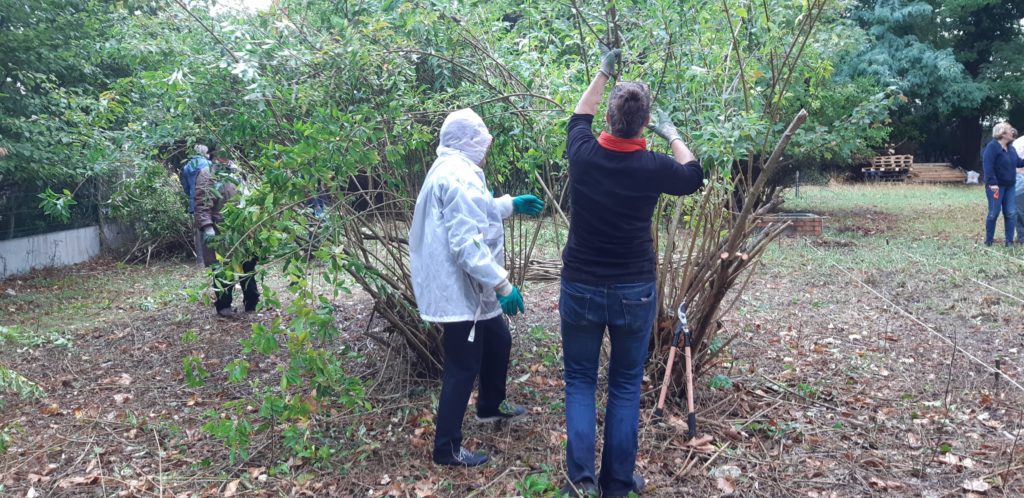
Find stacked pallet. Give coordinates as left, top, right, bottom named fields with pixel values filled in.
left=909, top=163, right=966, bottom=183
left=863, top=155, right=913, bottom=182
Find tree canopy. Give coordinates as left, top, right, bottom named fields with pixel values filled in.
left=841, top=0, right=1024, bottom=166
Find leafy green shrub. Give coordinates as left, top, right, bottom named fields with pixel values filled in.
left=0, top=424, right=15, bottom=455
left=516, top=471, right=558, bottom=498
left=14, top=0, right=900, bottom=469
left=182, top=355, right=210, bottom=388
left=108, top=160, right=191, bottom=256
left=0, top=365, right=44, bottom=404
left=202, top=409, right=254, bottom=465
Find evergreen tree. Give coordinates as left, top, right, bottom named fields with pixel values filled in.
left=841, top=0, right=1024, bottom=168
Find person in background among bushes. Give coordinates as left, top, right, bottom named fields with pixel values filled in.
left=558, top=45, right=703, bottom=498
left=194, top=149, right=259, bottom=318
left=181, top=143, right=211, bottom=265
left=1010, top=128, right=1024, bottom=245
left=981, top=122, right=1020, bottom=246
left=180, top=143, right=210, bottom=214
left=408, top=108, right=544, bottom=467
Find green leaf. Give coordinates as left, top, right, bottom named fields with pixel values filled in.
left=224, top=359, right=250, bottom=384
left=182, top=356, right=209, bottom=388
left=708, top=374, right=733, bottom=390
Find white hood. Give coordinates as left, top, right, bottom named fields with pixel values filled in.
left=437, top=108, right=493, bottom=166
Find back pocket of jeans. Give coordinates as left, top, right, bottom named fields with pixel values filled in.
left=620, top=289, right=655, bottom=328
left=559, top=287, right=590, bottom=324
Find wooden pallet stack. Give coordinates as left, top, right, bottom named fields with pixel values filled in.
left=909, top=163, right=967, bottom=183
left=863, top=155, right=913, bottom=182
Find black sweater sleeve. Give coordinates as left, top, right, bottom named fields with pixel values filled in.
left=653, top=154, right=704, bottom=196
left=567, top=113, right=597, bottom=160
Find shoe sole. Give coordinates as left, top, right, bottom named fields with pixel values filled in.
left=559, top=484, right=599, bottom=498
left=433, top=458, right=489, bottom=467
left=474, top=412, right=527, bottom=424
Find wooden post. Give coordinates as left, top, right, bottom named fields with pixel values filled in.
left=994, top=356, right=1002, bottom=389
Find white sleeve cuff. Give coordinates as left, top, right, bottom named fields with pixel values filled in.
left=494, top=279, right=513, bottom=296
left=494, top=194, right=514, bottom=219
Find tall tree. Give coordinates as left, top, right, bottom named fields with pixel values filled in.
left=936, top=0, right=1024, bottom=169
left=0, top=0, right=154, bottom=185
left=841, top=0, right=1024, bottom=168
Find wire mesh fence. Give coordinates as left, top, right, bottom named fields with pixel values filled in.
left=0, top=182, right=99, bottom=241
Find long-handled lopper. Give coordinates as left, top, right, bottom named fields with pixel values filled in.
left=653, top=302, right=697, bottom=439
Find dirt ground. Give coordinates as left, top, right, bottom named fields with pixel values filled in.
left=1, top=184, right=1023, bottom=497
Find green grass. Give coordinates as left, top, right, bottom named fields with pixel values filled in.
left=764, top=183, right=1024, bottom=302
left=1, top=260, right=203, bottom=337
left=784, top=183, right=980, bottom=212
left=786, top=183, right=982, bottom=236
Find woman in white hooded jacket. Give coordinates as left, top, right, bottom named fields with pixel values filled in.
left=410, top=108, right=544, bottom=467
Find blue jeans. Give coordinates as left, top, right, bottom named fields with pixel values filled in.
left=559, top=279, right=656, bottom=496
left=985, top=185, right=1017, bottom=244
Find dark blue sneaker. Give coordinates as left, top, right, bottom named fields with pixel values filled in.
left=433, top=446, right=488, bottom=467
left=475, top=400, right=526, bottom=423
left=559, top=479, right=599, bottom=497
left=602, top=473, right=646, bottom=497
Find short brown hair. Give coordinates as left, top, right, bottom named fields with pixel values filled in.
left=606, top=81, right=651, bottom=138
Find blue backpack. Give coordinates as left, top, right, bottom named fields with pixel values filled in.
left=180, top=155, right=210, bottom=213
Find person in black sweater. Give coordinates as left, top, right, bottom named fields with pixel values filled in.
left=558, top=45, right=703, bottom=498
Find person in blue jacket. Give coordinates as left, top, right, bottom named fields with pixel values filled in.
left=180, top=144, right=211, bottom=214
left=981, top=123, right=1022, bottom=246
left=180, top=143, right=211, bottom=265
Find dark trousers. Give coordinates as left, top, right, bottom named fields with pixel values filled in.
left=214, top=257, right=260, bottom=311
left=433, top=315, right=511, bottom=460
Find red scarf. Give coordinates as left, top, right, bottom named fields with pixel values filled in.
left=597, top=131, right=647, bottom=153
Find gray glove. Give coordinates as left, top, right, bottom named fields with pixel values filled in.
left=647, top=108, right=682, bottom=143
left=598, top=42, right=621, bottom=79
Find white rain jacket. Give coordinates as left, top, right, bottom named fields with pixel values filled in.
left=410, top=109, right=514, bottom=323
left=1013, top=137, right=1024, bottom=195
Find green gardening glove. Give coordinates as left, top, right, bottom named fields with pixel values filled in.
left=497, top=286, right=525, bottom=316
left=512, top=194, right=544, bottom=216
left=598, top=42, right=621, bottom=79
left=647, top=108, right=682, bottom=144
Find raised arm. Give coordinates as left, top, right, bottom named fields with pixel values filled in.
left=648, top=108, right=697, bottom=164
left=574, top=44, right=620, bottom=116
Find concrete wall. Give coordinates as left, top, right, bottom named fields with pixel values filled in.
left=0, top=226, right=101, bottom=280
left=99, top=219, right=137, bottom=251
